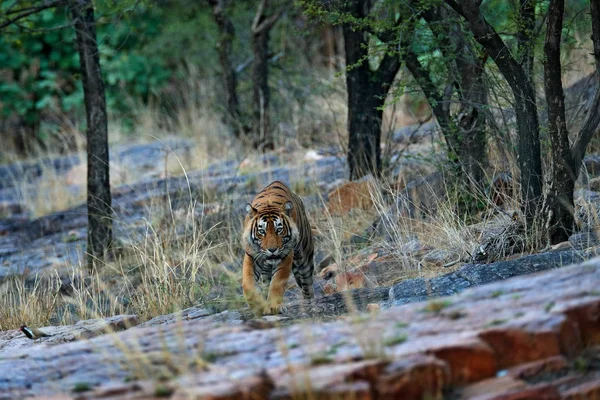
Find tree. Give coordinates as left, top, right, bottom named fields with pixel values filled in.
left=303, top=0, right=487, bottom=184
left=69, top=0, right=113, bottom=268
left=444, top=0, right=543, bottom=222
left=207, top=0, right=244, bottom=136
left=541, top=0, right=600, bottom=242
left=445, top=0, right=600, bottom=243
left=1, top=0, right=113, bottom=267
left=251, top=0, right=285, bottom=150
left=406, top=3, right=488, bottom=190
left=342, top=0, right=403, bottom=179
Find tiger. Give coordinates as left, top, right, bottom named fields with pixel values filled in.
left=242, top=180, right=315, bottom=315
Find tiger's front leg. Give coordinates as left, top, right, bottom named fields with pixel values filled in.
left=242, top=253, right=261, bottom=313
left=264, top=254, right=293, bottom=315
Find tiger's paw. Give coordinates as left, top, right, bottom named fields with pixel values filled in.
left=263, top=303, right=287, bottom=315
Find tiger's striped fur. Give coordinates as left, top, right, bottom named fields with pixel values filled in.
left=242, top=181, right=314, bottom=314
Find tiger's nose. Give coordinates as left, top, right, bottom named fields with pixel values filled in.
left=267, top=248, right=278, bottom=253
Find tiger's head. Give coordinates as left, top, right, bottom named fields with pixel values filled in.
left=243, top=201, right=299, bottom=263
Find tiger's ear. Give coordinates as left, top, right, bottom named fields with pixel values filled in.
left=284, top=201, right=293, bottom=216
left=246, top=203, right=257, bottom=217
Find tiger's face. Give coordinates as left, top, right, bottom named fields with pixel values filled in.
left=243, top=202, right=298, bottom=264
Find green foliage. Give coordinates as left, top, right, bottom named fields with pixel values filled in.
left=0, top=7, right=81, bottom=140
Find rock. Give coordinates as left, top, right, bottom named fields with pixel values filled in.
left=589, top=177, right=600, bottom=192
left=389, top=248, right=596, bottom=306
left=326, top=178, right=375, bottom=215
left=374, top=355, right=449, bottom=399
left=457, top=379, right=559, bottom=400
left=173, top=370, right=274, bottom=400
left=574, top=189, right=600, bottom=230
left=471, top=212, right=525, bottom=263
left=0, top=315, right=139, bottom=356
left=314, top=250, right=334, bottom=272
left=507, top=355, right=568, bottom=380
left=569, top=231, right=600, bottom=250
left=335, top=270, right=367, bottom=291
left=367, top=303, right=380, bottom=313
left=561, top=379, right=600, bottom=399
left=420, top=249, right=460, bottom=268
left=478, top=313, right=581, bottom=368
left=584, top=154, right=600, bottom=177
left=0, top=260, right=599, bottom=397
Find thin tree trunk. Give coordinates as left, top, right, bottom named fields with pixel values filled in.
left=416, top=5, right=487, bottom=189
left=251, top=0, right=283, bottom=151
left=69, top=0, right=112, bottom=269
left=518, top=0, right=536, bottom=82
left=251, top=27, right=271, bottom=149
left=208, top=0, right=242, bottom=136
left=542, top=0, right=574, bottom=243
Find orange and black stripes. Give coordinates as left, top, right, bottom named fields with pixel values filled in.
left=242, top=181, right=315, bottom=313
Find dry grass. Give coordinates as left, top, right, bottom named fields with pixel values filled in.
left=0, top=172, right=244, bottom=329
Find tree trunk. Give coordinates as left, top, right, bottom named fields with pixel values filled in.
left=343, top=23, right=379, bottom=179
left=251, top=0, right=282, bottom=151
left=342, top=0, right=400, bottom=180
left=416, top=5, right=488, bottom=189
left=517, top=0, right=536, bottom=82
left=208, top=0, right=242, bottom=136
left=542, top=0, right=574, bottom=244
left=452, top=25, right=487, bottom=188
left=251, top=27, right=271, bottom=150
left=69, top=0, right=112, bottom=269
left=448, top=0, right=543, bottom=221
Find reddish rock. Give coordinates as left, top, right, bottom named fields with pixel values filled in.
left=314, top=381, right=372, bottom=400
left=424, top=336, right=497, bottom=385
left=463, top=381, right=559, bottom=400
left=458, top=376, right=526, bottom=399
left=29, top=397, right=74, bottom=400
left=274, top=360, right=387, bottom=398
left=561, top=379, right=600, bottom=400
left=374, top=354, right=449, bottom=400
left=553, top=297, right=600, bottom=346
left=335, top=270, right=366, bottom=291
left=86, top=381, right=146, bottom=397
left=367, top=303, right=381, bottom=313
left=478, top=314, right=580, bottom=369
left=172, top=372, right=274, bottom=400
left=327, top=180, right=374, bottom=214
left=507, top=355, right=568, bottom=379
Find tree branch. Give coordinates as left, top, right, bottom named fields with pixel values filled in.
left=0, top=0, right=66, bottom=30
left=252, top=0, right=285, bottom=34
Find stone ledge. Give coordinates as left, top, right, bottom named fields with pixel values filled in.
left=1, top=257, right=599, bottom=399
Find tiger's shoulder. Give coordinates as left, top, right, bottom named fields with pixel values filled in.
left=250, top=181, right=293, bottom=209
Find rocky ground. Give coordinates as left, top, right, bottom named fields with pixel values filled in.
left=2, top=125, right=600, bottom=398
left=0, top=258, right=599, bottom=399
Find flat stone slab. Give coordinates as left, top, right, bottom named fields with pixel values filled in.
left=1, top=257, right=599, bottom=399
